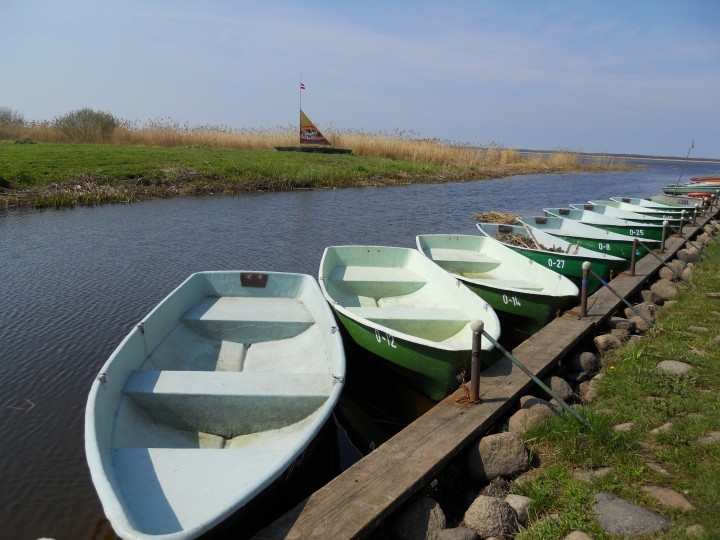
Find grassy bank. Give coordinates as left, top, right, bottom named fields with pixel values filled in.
left=513, top=240, right=720, bottom=538
left=0, top=140, right=631, bottom=209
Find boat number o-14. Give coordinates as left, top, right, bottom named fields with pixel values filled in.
left=598, top=243, right=611, bottom=251
left=502, top=294, right=522, bottom=307
left=548, top=258, right=565, bottom=269
left=375, top=329, right=397, bottom=348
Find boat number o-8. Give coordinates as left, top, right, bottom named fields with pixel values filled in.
left=598, top=243, right=611, bottom=251
left=548, top=258, right=565, bottom=269
left=502, top=294, right=522, bottom=307
left=628, top=229, right=644, bottom=236
left=375, top=328, right=397, bottom=348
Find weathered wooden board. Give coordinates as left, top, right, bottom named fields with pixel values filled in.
left=254, top=317, right=594, bottom=540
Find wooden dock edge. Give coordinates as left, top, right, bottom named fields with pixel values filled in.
left=254, top=215, right=715, bottom=540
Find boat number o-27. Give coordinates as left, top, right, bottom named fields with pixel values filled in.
left=598, top=243, right=611, bottom=251
left=375, top=329, right=397, bottom=348
left=502, top=294, right=522, bottom=307
left=548, top=258, right=565, bottom=269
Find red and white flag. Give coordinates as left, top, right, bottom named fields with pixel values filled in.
left=300, top=83, right=305, bottom=90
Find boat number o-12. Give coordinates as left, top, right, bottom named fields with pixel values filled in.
left=502, top=294, right=522, bottom=307
left=375, top=329, right=397, bottom=348
left=598, top=243, right=611, bottom=251
left=548, top=258, right=565, bottom=269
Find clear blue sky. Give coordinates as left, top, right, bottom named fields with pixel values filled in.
left=2, top=1, right=719, bottom=157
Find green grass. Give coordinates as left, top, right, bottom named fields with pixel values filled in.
left=514, top=239, right=720, bottom=539
left=0, top=140, right=461, bottom=190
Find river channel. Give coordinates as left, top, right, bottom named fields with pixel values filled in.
left=1, top=159, right=717, bottom=539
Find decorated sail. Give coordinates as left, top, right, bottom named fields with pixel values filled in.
left=300, top=110, right=331, bottom=145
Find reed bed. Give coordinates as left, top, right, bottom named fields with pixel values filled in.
left=472, top=211, right=520, bottom=224
left=0, top=119, right=608, bottom=169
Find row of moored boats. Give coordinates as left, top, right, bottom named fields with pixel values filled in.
left=84, top=192, right=714, bottom=540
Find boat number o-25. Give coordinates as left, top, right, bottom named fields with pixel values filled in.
left=628, top=230, right=644, bottom=236
left=502, top=294, right=522, bottom=307
left=598, top=243, right=611, bottom=251
left=548, top=258, right=565, bottom=269
left=375, top=329, right=397, bottom=348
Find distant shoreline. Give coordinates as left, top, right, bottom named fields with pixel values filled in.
left=518, top=150, right=720, bottom=164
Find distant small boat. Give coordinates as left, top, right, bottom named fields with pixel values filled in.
left=319, top=246, right=501, bottom=401
left=416, top=234, right=578, bottom=334
left=476, top=223, right=625, bottom=294
left=661, top=183, right=719, bottom=196
left=543, top=207, right=665, bottom=241
left=86, top=271, right=345, bottom=540
left=608, top=197, right=686, bottom=214
left=518, top=215, right=657, bottom=266
left=650, top=193, right=712, bottom=207
left=689, top=175, right=720, bottom=183
left=570, top=203, right=681, bottom=227
left=276, top=110, right=352, bottom=154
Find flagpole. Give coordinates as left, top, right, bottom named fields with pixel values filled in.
left=299, top=74, right=302, bottom=146
left=673, top=139, right=694, bottom=195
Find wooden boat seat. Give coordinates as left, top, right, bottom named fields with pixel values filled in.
left=328, top=266, right=426, bottom=297
left=181, top=297, right=315, bottom=343
left=123, top=370, right=332, bottom=438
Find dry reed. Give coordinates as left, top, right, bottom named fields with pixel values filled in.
left=0, top=119, right=592, bottom=168
left=471, top=211, right=519, bottom=224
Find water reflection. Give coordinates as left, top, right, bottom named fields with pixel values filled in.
left=0, top=159, right=716, bottom=539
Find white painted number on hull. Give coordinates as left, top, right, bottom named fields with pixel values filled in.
left=502, top=294, right=522, bottom=307
left=548, top=258, right=565, bottom=269
left=598, top=243, right=611, bottom=251
left=628, top=229, right=644, bottom=236
left=375, top=329, right=397, bottom=348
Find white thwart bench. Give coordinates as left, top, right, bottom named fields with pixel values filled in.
left=124, top=370, right=332, bottom=437
left=181, top=297, right=315, bottom=342
left=328, top=266, right=426, bottom=298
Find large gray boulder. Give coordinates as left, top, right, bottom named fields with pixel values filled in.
left=592, top=492, right=668, bottom=536
left=390, top=498, right=446, bottom=540
left=504, top=494, right=532, bottom=525
left=624, top=302, right=657, bottom=322
left=542, top=376, right=576, bottom=402
left=629, top=315, right=651, bottom=334
left=639, top=289, right=663, bottom=305
left=659, top=259, right=686, bottom=281
left=677, top=249, right=701, bottom=264
left=437, top=528, right=477, bottom=540
left=594, top=334, right=622, bottom=352
left=579, top=379, right=599, bottom=404
left=467, top=432, right=529, bottom=481
left=508, top=405, right=555, bottom=434
left=566, top=351, right=600, bottom=373
left=650, top=279, right=678, bottom=301
left=461, top=496, right=518, bottom=538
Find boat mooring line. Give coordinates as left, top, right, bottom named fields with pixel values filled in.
left=668, top=225, right=712, bottom=260
left=636, top=239, right=697, bottom=290
left=588, top=268, right=655, bottom=328
left=481, top=331, right=590, bottom=427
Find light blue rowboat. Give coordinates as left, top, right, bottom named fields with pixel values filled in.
left=85, top=271, right=345, bottom=540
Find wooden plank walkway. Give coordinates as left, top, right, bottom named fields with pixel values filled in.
left=255, top=214, right=715, bottom=540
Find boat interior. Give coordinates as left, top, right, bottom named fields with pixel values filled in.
left=93, top=273, right=340, bottom=535
left=321, top=248, right=474, bottom=344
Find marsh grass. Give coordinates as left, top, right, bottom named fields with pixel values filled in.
left=514, top=240, right=720, bottom=538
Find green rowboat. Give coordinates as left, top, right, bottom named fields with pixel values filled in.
left=319, top=246, right=501, bottom=401
left=544, top=208, right=664, bottom=241
left=518, top=216, right=658, bottom=268
left=416, top=234, right=578, bottom=334
left=570, top=203, right=680, bottom=228
left=649, top=194, right=713, bottom=207
left=476, top=223, right=625, bottom=294
left=609, top=197, right=686, bottom=213
left=661, top=184, right=720, bottom=196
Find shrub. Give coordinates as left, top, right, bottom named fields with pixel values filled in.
left=0, top=107, right=25, bottom=126
left=54, top=108, right=118, bottom=142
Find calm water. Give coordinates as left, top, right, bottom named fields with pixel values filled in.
left=1, top=159, right=717, bottom=540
